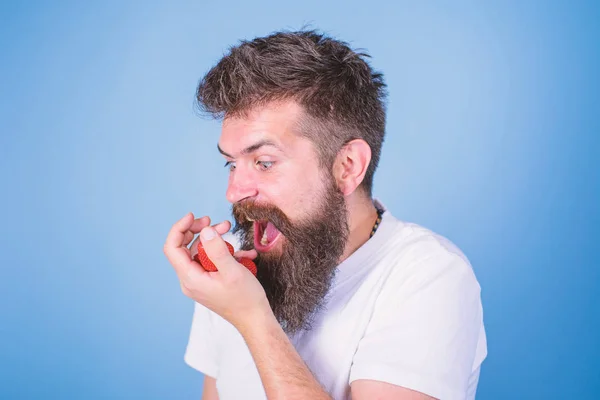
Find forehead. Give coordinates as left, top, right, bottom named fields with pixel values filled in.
left=218, top=101, right=313, bottom=156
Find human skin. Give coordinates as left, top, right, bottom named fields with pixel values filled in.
left=163, top=100, right=435, bottom=400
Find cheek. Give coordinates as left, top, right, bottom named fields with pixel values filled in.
left=258, top=178, right=300, bottom=214
left=267, top=172, right=325, bottom=219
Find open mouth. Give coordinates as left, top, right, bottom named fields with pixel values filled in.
left=253, top=220, right=282, bottom=252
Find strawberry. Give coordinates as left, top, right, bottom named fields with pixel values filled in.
left=196, top=240, right=235, bottom=256
left=193, top=248, right=218, bottom=272
left=237, top=257, right=257, bottom=276
left=194, top=240, right=256, bottom=276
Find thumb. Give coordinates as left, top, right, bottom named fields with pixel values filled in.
left=199, top=227, right=238, bottom=274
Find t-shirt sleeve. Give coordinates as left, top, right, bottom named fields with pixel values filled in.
left=183, top=301, right=220, bottom=378
left=349, top=250, right=484, bottom=400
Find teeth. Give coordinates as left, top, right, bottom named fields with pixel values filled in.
left=261, top=228, right=268, bottom=246
left=247, top=217, right=255, bottom=222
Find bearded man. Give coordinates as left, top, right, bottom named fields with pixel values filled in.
left=163, top=30, right=487, bottom=400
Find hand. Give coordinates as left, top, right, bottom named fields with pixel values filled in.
left=164, top=212, right=271, bottom=330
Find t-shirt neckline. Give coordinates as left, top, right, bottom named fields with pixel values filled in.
left=333, top=198, right=399, bottom=285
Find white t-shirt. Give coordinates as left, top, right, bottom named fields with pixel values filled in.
left=184, top=200, right=487, bottom=400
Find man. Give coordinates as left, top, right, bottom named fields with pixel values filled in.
left=164, top=30, right=487, bottom=400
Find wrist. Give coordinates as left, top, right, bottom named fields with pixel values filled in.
left=234, top=299, right=277, bottom=336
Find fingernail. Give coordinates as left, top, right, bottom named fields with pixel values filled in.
left=202, top=228, right=215, bottom=240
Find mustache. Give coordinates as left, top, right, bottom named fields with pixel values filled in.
left=231, top=200, right=294, bottom=237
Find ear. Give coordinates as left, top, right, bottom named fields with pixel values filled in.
left=332, top=139, right=372, bottom=196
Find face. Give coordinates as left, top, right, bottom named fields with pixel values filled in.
left=218, top=101, right=349, bottom=334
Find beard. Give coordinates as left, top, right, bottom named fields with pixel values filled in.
left=231, top=175, right=349, bottom=335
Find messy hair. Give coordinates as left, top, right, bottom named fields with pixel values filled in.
left=196, top=29, right=387, bottom=196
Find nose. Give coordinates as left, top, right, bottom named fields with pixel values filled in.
left=226, top=168, right=259, bottom=204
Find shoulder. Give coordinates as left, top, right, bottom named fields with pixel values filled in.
left=350, top=218, right=487, bottom=399
left=377, top=218, right=481, bottom=298
left=398, top=222, right=471, bottom=268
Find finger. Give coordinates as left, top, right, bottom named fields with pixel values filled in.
left=186, top=216, right=214, bottom=254
left=165, top=212, right=194, bottom=251
left=188, top=220, right=231, bottom=257
left=190, top=234, right=202, bottom=257
left=200, top=227, right=237, bottom=275
left=183, top=230, right=195, bottom=247
left=212, top=220, right=231, bottom=235
left=234, top=249, right=258, bottom=260
left=189, top=216, right=211, bottom=234
left=164, top=213, right=203, bottom=279
left=168, top=243, right=206, bottom=283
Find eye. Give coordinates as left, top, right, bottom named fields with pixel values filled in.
left=224, top=161, right=236, bottom=171
left=256, top=161, right=274, bottom=171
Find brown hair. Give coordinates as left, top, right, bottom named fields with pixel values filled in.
left=196, top=29, right=387, bottom=196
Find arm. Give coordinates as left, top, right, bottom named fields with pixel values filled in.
left=202, top=376, right=219, bottom=400
left=237, top=309, right=331, bottom=400
left=351, top=380, right=436, bottom=400
left=165, top=219, right=330, bottom=399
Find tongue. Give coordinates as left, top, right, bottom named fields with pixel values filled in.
left=265, top=221, right=280, bottom=242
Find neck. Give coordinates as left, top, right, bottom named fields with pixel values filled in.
left=339, top=193, right=379, bottom=263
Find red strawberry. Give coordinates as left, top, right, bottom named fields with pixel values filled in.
left=196, top=240, right=234, bottom=256
left=238, top=257, right=257, bottom=276
left=193, top=240, right=237, bottom=272
left=193, top=248, right=217, bottom=272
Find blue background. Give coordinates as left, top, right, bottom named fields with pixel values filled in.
left=1, top=1, right=598, bottom=399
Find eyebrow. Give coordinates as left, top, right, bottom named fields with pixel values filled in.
left=217, top=140, right=281, bottom=158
